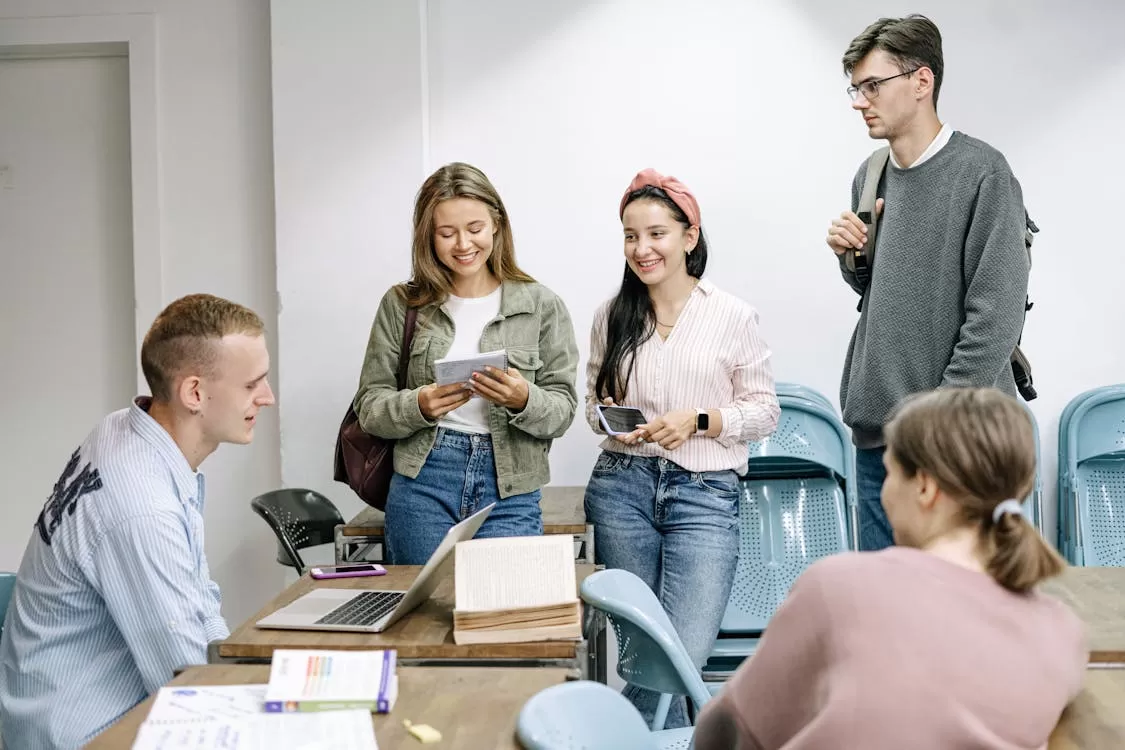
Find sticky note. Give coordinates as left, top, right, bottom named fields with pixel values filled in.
left=403, top=719, right=443, bottom=744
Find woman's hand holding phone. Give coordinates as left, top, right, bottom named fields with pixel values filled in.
left=600, top=397, right=648, bottom=445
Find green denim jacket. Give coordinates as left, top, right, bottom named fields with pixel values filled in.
left=354, top=281, right=579, bottom=498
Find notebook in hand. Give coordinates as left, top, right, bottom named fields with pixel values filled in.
left=433, top=349, right=509, bottom=390
left=452, top=534, right=583, bottom=645
left=264, top=649, right=398, bottom=714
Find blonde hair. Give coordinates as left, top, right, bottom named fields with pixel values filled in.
left=140, top=293, right=264, bottom=401
left=402, top=162, right=534, bottom=308
left=884, top=387, right=1065, bottom=593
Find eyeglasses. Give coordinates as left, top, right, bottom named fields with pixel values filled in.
left=847, top=68, right=919, bottom=101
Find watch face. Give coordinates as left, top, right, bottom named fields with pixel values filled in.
left=697, top=412, right=709, bottom=431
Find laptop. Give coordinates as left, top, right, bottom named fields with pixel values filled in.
left=256, top=503, right=495, bottom=633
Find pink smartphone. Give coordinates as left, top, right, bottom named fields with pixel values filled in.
left=309, top=563, right=387, bottom=580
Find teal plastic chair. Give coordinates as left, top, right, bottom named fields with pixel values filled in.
left=517, top=680, right=692, bottom=750
left=0, top=572, right=15, bottom=640
left=579, top=569, right=711, bottom=733
left=1024, top=405, right=1044, bottom=535
left=1056, top=386, right=1125, bottom=561
left=774, top=382, right=836, bottom=414
left=1058, top=386, right=1125, bottom=565
left=705, top=395, right=854, bottom=681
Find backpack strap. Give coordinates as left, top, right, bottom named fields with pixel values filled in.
left=395, top=307, right=419, bottom=390
left=844, top=146, right=890, bottom=290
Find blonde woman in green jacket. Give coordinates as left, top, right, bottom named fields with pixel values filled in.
left=354, top=162, right=579, bottom=564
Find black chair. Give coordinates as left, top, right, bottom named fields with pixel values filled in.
left=250, top=488, right=345, bottom=575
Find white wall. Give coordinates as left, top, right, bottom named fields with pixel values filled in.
left=0, top=54, right=135, bottom=572
left=272, top=0, right=1125, bottom=544
left=0, top=0, right=284, bottom=625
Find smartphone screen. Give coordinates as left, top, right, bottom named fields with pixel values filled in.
left=598, top=406, right=647, bottom=434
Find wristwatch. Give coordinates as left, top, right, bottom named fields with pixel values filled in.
left=696, top=409, right=709, bottom=433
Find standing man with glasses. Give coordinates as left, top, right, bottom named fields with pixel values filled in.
left=825, top=15, right=1031, bottom=551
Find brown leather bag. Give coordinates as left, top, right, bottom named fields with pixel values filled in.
left=333, top=307, right=419, bottom=510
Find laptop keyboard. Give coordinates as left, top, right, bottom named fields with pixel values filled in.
left=316, top=591, right=405, bottom=627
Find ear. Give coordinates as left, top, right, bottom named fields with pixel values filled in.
left=178, top=375, right=204, bottom=414
left=684, top=225, right=700, bottom=254
left=915, top=469, right=940, bottom=512
left=914, top=66, right=935, bottom=103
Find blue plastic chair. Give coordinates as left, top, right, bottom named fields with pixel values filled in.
left=704, top=395, right=855, bottom=680
left=1056, top=386, right=1125, bottom=561
left=1022, top=404, right=1044, bottom=535
left=774, top=382, right=836, bottom=414
left=1058, top=386, right=1125, bottom=565
left=517, top=680, right=692, bottom=750
left=0, top=572, right=15, bottom=640
left=579, top=569, right=711, bottom=734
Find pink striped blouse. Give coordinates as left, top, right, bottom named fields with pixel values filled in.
left=584, top=279, right=780, bottom=474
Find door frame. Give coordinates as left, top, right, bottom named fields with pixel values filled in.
left=0, top=14, right=160, bottom=393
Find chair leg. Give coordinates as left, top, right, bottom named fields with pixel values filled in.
left=651, top=692, right=672, bottom=731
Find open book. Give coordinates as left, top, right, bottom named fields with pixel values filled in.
left=452, top=534, right=583, bottom=645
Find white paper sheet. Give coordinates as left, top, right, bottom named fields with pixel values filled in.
left=147, top=684, right=268, bottom=721
left=130, top=709, right=378, bottom=750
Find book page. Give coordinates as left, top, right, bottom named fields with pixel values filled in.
left=454, top=534, right=577, bottom=612
left=146, top=685, right=267, bottom=722
left=131, top=710, right=378, bottom=750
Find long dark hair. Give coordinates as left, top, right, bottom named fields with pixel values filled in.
left=595, top=186, right=708, bottom=402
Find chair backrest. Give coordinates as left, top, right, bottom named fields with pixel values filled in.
left=1059, top=386, right=1125, bottom=565
left=250, top=488, right=345, bottom=573
left=745, top=395, right=858, bottom=551
left=0, top=572, right=16, bottom=639
left=517, top=680, right=660, bottom=750
left=774, top=382, right=835, bottom=414
left=579, top=569, right=711, bottom=712
left=721, top=476, right=849, bottom=635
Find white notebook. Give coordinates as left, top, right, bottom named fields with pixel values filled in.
left=433, top=349, right=508, bottom=389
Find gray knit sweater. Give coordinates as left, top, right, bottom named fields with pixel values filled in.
left=838, top=132, right=1030, bottom=448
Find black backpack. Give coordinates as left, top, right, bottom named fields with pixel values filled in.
left=842, top=147, right=1039, bottom=401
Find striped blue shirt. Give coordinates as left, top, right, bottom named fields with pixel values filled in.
left=0, top=398, right=229, bottom=749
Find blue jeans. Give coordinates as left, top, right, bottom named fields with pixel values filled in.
left=856, top=446, right=893, bottom=551
left=584, top=451, right=739, bottom=730
left=385, top=428, right=543, bottom=565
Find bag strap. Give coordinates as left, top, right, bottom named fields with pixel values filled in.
left=844, top=146, right=890, bottom=290
left=395, top=307, right=419, bottom=390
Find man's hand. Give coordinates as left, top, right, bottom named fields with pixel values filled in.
left=418, top=382, right=472, bottom=420
left=826, top=198, right=884, bottom=256
left=469, top=367, right=530, bottom=411
left=640, top=409, right=697, bottom=452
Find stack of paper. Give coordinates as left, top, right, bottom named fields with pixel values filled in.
left=129, top=684, right=379, bottom=750
left=453, top=534, right=583, bottom=645
left=265, top=649, right=398, bottom=714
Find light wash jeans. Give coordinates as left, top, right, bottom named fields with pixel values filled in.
left=856, top=446, right=893, bottom=551
left=584, top=450, right=739, bottom=729
left=384, top=428, right=543, bottom=564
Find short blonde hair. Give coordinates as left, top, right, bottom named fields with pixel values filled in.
left=141, top=294, right=264, bottom=401
left=885, top=387, right=1065, bottom=593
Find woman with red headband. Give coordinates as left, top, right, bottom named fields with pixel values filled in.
left=583, top=168, right=781, bottom=728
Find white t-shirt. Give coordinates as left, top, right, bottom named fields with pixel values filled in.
left=437, top=288, right=502, bottom=435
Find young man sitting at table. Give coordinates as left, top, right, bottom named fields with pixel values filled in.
left=0, top=294, right=276, bottom=749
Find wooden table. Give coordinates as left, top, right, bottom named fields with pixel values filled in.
left=85, top=664, right=570, bottom=749
left=335, top=486, right=594, bottom=564
left=212, top=564, right=607, bottom=683
left=1042, top=566, right=1125, bottom=664
left=1048, top=669, right=1125, bottom=749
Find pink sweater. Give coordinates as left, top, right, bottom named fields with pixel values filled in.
left=694, top=548, right=1087, bottom=750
